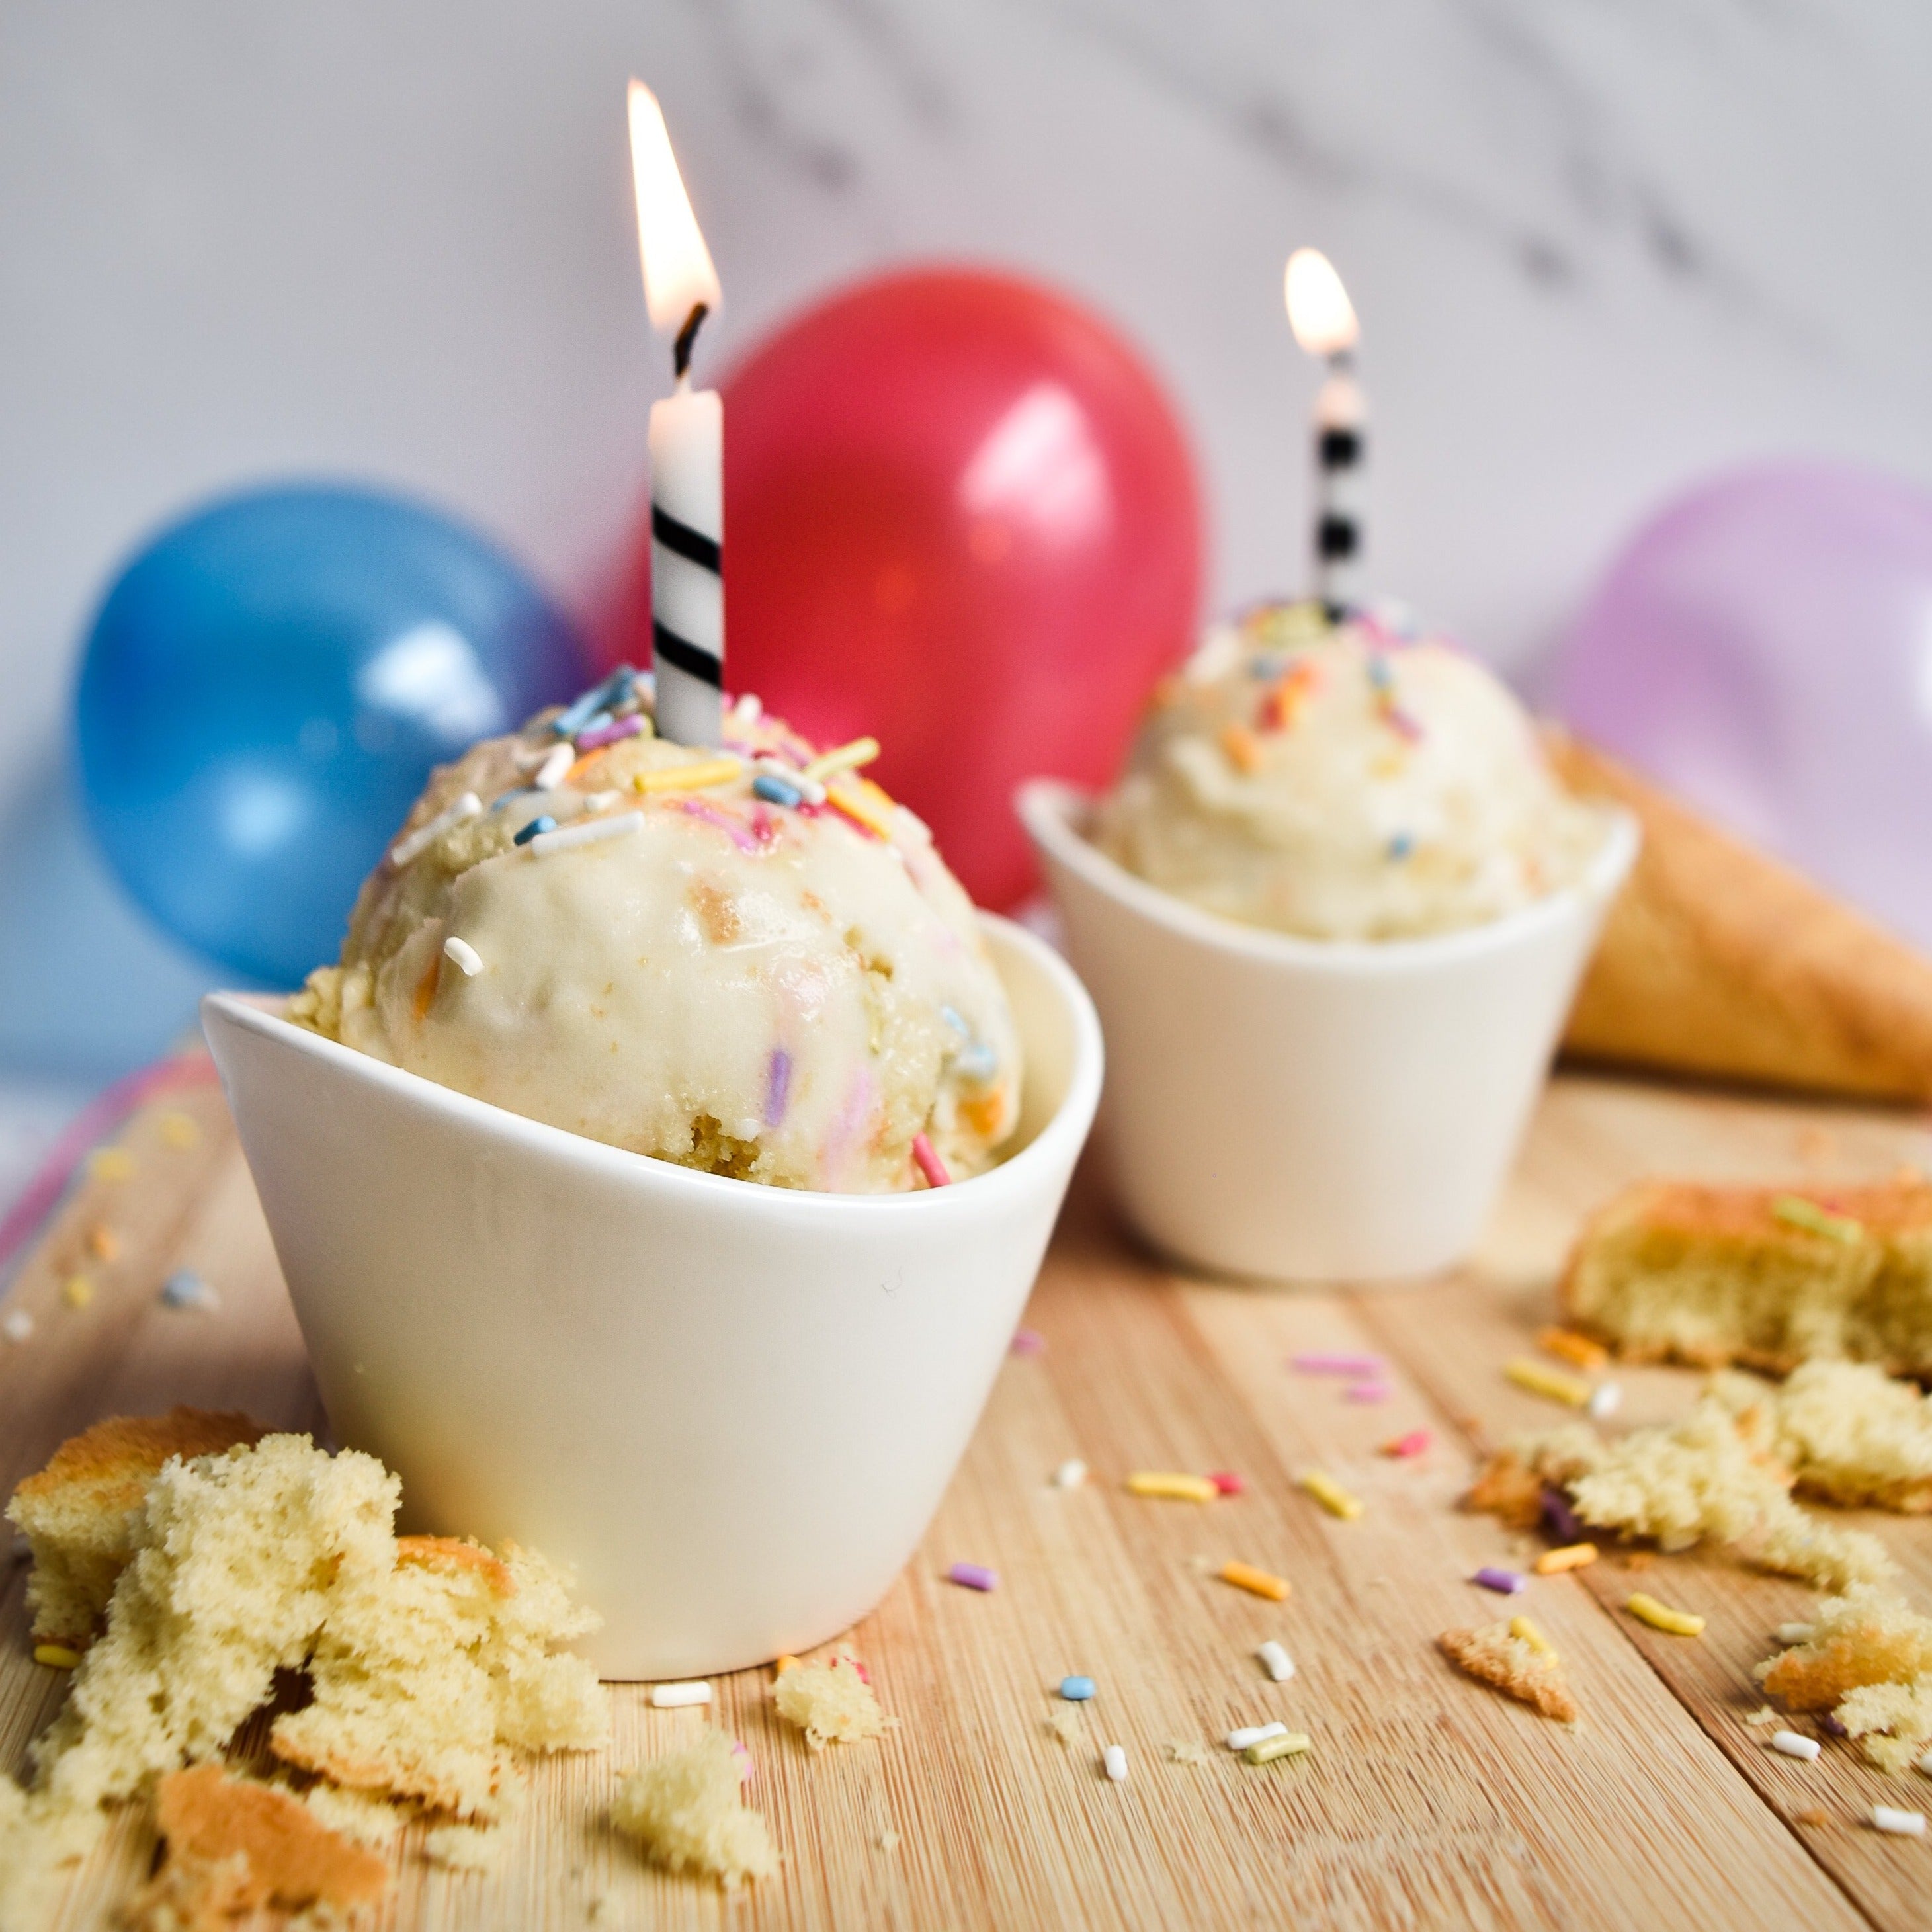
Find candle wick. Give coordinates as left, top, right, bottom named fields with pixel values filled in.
left=673, top=302, right=709, bottom=380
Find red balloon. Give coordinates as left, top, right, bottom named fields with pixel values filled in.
left=693, top=267, right=1202, bottom=909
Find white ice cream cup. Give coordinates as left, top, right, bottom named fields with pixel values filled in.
left=1017, top=781, right=1637, bottom=1282
left=201, top=914, right=1100, bottom=1680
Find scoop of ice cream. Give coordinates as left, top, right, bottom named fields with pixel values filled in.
left=1096, top=602, right=1609, bottom=941
left=290, top=673, right=1021, bottom=1193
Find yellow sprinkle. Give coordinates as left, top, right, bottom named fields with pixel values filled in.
left=1505, top=1358, right=1593, bottom=1407
left=1534, top=1542, right=1599, bottom=1575
left=854, top=773, right=901, bottom=816
left=774, top=1654, right=800, bottom=1676
left=157, top=1111, right=200, bottom=1150
left=827, top=781, right=898, bottom=842
left=1538, top=1326, right=1608, bottom=1373
left=1509, top=1616, right=1556, bottom=1659
left=803, top=735, right=881, bottom=784
left=1244, top=1731, right=1312, bottom=1765
left=1628, top=1592, right=1704, bottom=1636
left=1219, top=722, right=1263, bottom=773
left=62, top=1275, right=95, bottom=1310
left=87, top=1148, right=136, bottom=1182
left=1299, top=1472, right=1364, bottom=1521
left=1125, top=1472, right=1219, bottom=1503
left=34, top=1645, right=81, bottom=1669
left=1220, top=1562, right=1291, bottom=1603
left=632, top=757, right=742, bottom=795
left=85, top=1225, right=120, bottom=1263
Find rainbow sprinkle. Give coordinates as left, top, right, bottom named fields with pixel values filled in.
left=912, top=1133, right=951, bottom=1189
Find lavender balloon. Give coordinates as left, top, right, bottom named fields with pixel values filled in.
left=1550, top=461, right=1932, bottom=952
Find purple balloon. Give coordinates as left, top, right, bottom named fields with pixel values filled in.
left=1550, top=461, right=1932, bottom=951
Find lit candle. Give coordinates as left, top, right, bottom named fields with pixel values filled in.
left=629, top=80, right=725, bottom=748
left=1284, top=248, right=1364, bottom=615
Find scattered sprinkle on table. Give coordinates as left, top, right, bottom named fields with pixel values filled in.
left=1383, top=1429, right=1431, bottom=1458
left=1872, top=1805, right=1925, bottom=1836
left=1208, top=1471, right=1245, bottom=1495
left=1627, top=1593, right=1704, bottom=1636
left=33, top=1645, right=81, bottom=1669
left=1220, top=1562, right=1291, bottom=1603
left=530, top=810, right=643, bottom=857
left=1245, top=1732, right=1312, bottom=1766
left=1509, top=1617, right=1556, bottom=1658
left=947, top=1562, right=997, bottom=1592
left=1226, top=1722, right=1286, bottom=1751
left=1587, top=1382, right=1623, bottom=1419
left=1103, top=1745, right=1129, bottom=1783
left=1059, top=1676, right=1096, bottom=1701
left=911, top=1134, right=952, bottom=1189
left=1, top=1310, right=32, bottom=1343
left=1009, top=1328, right=1046, bottom=1356
left=1345, top=1382, right=1391, bottom=1404
left=88, top=1148, right=136, bottom=1182
left=1052, top=1459, right=1087, bottom=1489
left=1537, top=1326, right=1608, bottom=1372
left=1299, top=1471, right=1363, bottom=1519
left=62, top=1275, right=93, bottom=1309
left=1472, top=1566, right=1525, bottom=1595
left=443, top=935, right=483, bottom=976
left=1257, top=1641, right=1295, bottom=1683
left=1504, top=1359, right=1593, bottom=1407
left=1777, top=1621, right=1815, bottom=1646
left=1773, top=1731, right=1821, bottom=1761
left=1126, top=1472, right=1218, bottom=1503
left=157, top=1111, right=200, bottom=1150
left=774, top=1655, right=800, bottom=1675
left=650, top=1681, right=712, bottom=1708
left=1290, top=1351, right=1384, bottom=1378
left=1542, top=1488, right=1585, bottom=1542
left=1535, top=1543, right=1597, bottom=1574
left=85, top=1225, right=118, bottom=1261
left=161, top=1269, right=219, bottom=1312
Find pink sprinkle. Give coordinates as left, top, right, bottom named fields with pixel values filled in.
left=1382, top=705, right=1424, bottom=743
left=1010, top=1328, right=1046, bottom=1356
left=1292, top=1352, right=1385, bottom=1378
left=575, top=714, right=642, bottom=752
left=947, top=1562, right=997, bottom=1592
left=678, top=798, right=763, bottom=854
left=839, top=1656, right=873, bottom=1686
left=912, top=1132, right=951, bottom=1189
left=730, top=1739, right=753, bottom=1784
left=1384, top=1429, right=1431, bottom=1458
left=1345, top=1382, right=1392, bottom=1404
left=1208, top=1472, right=1245, bottom=1495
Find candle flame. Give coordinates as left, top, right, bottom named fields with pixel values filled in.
left=628, top=80, right=722, bottom=337
left=1285, top=249, right=1357, bottom=358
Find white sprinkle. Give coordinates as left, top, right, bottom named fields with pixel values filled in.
left=1772, top=1731, right=1821, bottom=1761
left=586, top=790, right=622, bottom=810
left=1053, top=1458, right=1088, bottom=1490
left=1872, top=1804, right=1925, bottom=1835
left=1226, top=1722, right=1288, bottom=1752
left=1587, top=1382, right=1623, bottom=1420
left=1777, top=1622, right=1815, bottom=1646
left=534, top=742, right=576, bottom=790
left=529, top=811, right=644, bottom=858
left=1257, top=1641, right=1295, bottom=1683
left=732, top=693, right=763, bottom=723
left=650, top=1681, right=712, bottom=1708
left=1918, top=1747, right=1932, bottom=1777
left=1102, top=1745, right=1128, bottom=1783
left=390, top=791, right=482, bottom=867
left=443, top=936, right=483, bottom=977
left=2, top=1309, right=32, bottom=1343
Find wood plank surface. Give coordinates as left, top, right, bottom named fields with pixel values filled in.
left=3, top=1066, right=1931, bottom=1929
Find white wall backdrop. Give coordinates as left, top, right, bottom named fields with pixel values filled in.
left=3, top=0, right=1931, bottom=1077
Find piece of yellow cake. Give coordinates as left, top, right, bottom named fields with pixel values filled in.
left=611, top=1730, right=778, bottom=1889
left=772, top=1656, right=886, bottom=1751
left=1713, top=1361, right=1932, bottom=1512
left=1439, top=1622, right=1579, bottom=1722
left=4, top=1407, right=267, bottom=1644
left=1561, top=1176, right=1932, bottom=1375
left=1758, top=1587, right=1932, bottom=1775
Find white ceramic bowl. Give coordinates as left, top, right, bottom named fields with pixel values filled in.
left=1018, top=781, right=1637, bottom=1282
left=202, top=915, right=1100, bottom=1680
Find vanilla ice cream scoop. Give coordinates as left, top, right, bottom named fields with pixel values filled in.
left=291, top=674, right=1021, bottom=1193
left=1096, top=602, right=1609, bottom=941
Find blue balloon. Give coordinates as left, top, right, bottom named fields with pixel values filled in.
left=76, top=483, right=589, bottom=986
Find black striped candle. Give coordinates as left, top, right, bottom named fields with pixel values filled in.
left=1284, top=249, right=1365, bottom=616
left=648, top=370, right=724, bottom=747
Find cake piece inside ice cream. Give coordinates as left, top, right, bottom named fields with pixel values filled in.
left=291, top=669, right=1021, bottom=1194
left=1097, top=601, right=1609, bottom=942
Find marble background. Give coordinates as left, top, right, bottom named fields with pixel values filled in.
left=2, top=0, right=1930, bottom=1112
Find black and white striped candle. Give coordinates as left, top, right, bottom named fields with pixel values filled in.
left=1284, top=249, right=1365, bottom=615
left=648, top=358, right=724, bottom=748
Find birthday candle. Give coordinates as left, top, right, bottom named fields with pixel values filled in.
left=1285, top=248, right=1366, bottom=614
left=630, top=81, right=725, bottom=748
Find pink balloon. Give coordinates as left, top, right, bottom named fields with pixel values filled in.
left=1549, top=461, right=1932, bottom=950
left=681, top=267, right=1202, bottom=911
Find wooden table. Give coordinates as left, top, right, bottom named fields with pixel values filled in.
left=5, top=1067, right=1932, bottom=1931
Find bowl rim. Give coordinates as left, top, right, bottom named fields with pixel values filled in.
left=202, top=911, right=1103, bottom=1218
left=1016, top=777, right=1641, bottom=976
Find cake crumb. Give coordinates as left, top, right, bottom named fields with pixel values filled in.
left=612, top=1730, right=778, bottom=1888
left=1043, top=1706, right=1085, bottom=1747
left=773, top=1655, right=886, bottom=1751
left=1793, top=1807, right=1832, bottom=1827
left=1757, top=1586, right=1932, bottom=1774
left=1440, top=1622, right=1580, bottom=1722
left=877, top=1827, right=901, bottom=1853
left=1165, top=1740, right=1214, bottom=1766
left=1743, top=1706, right=1780, bottom=1727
